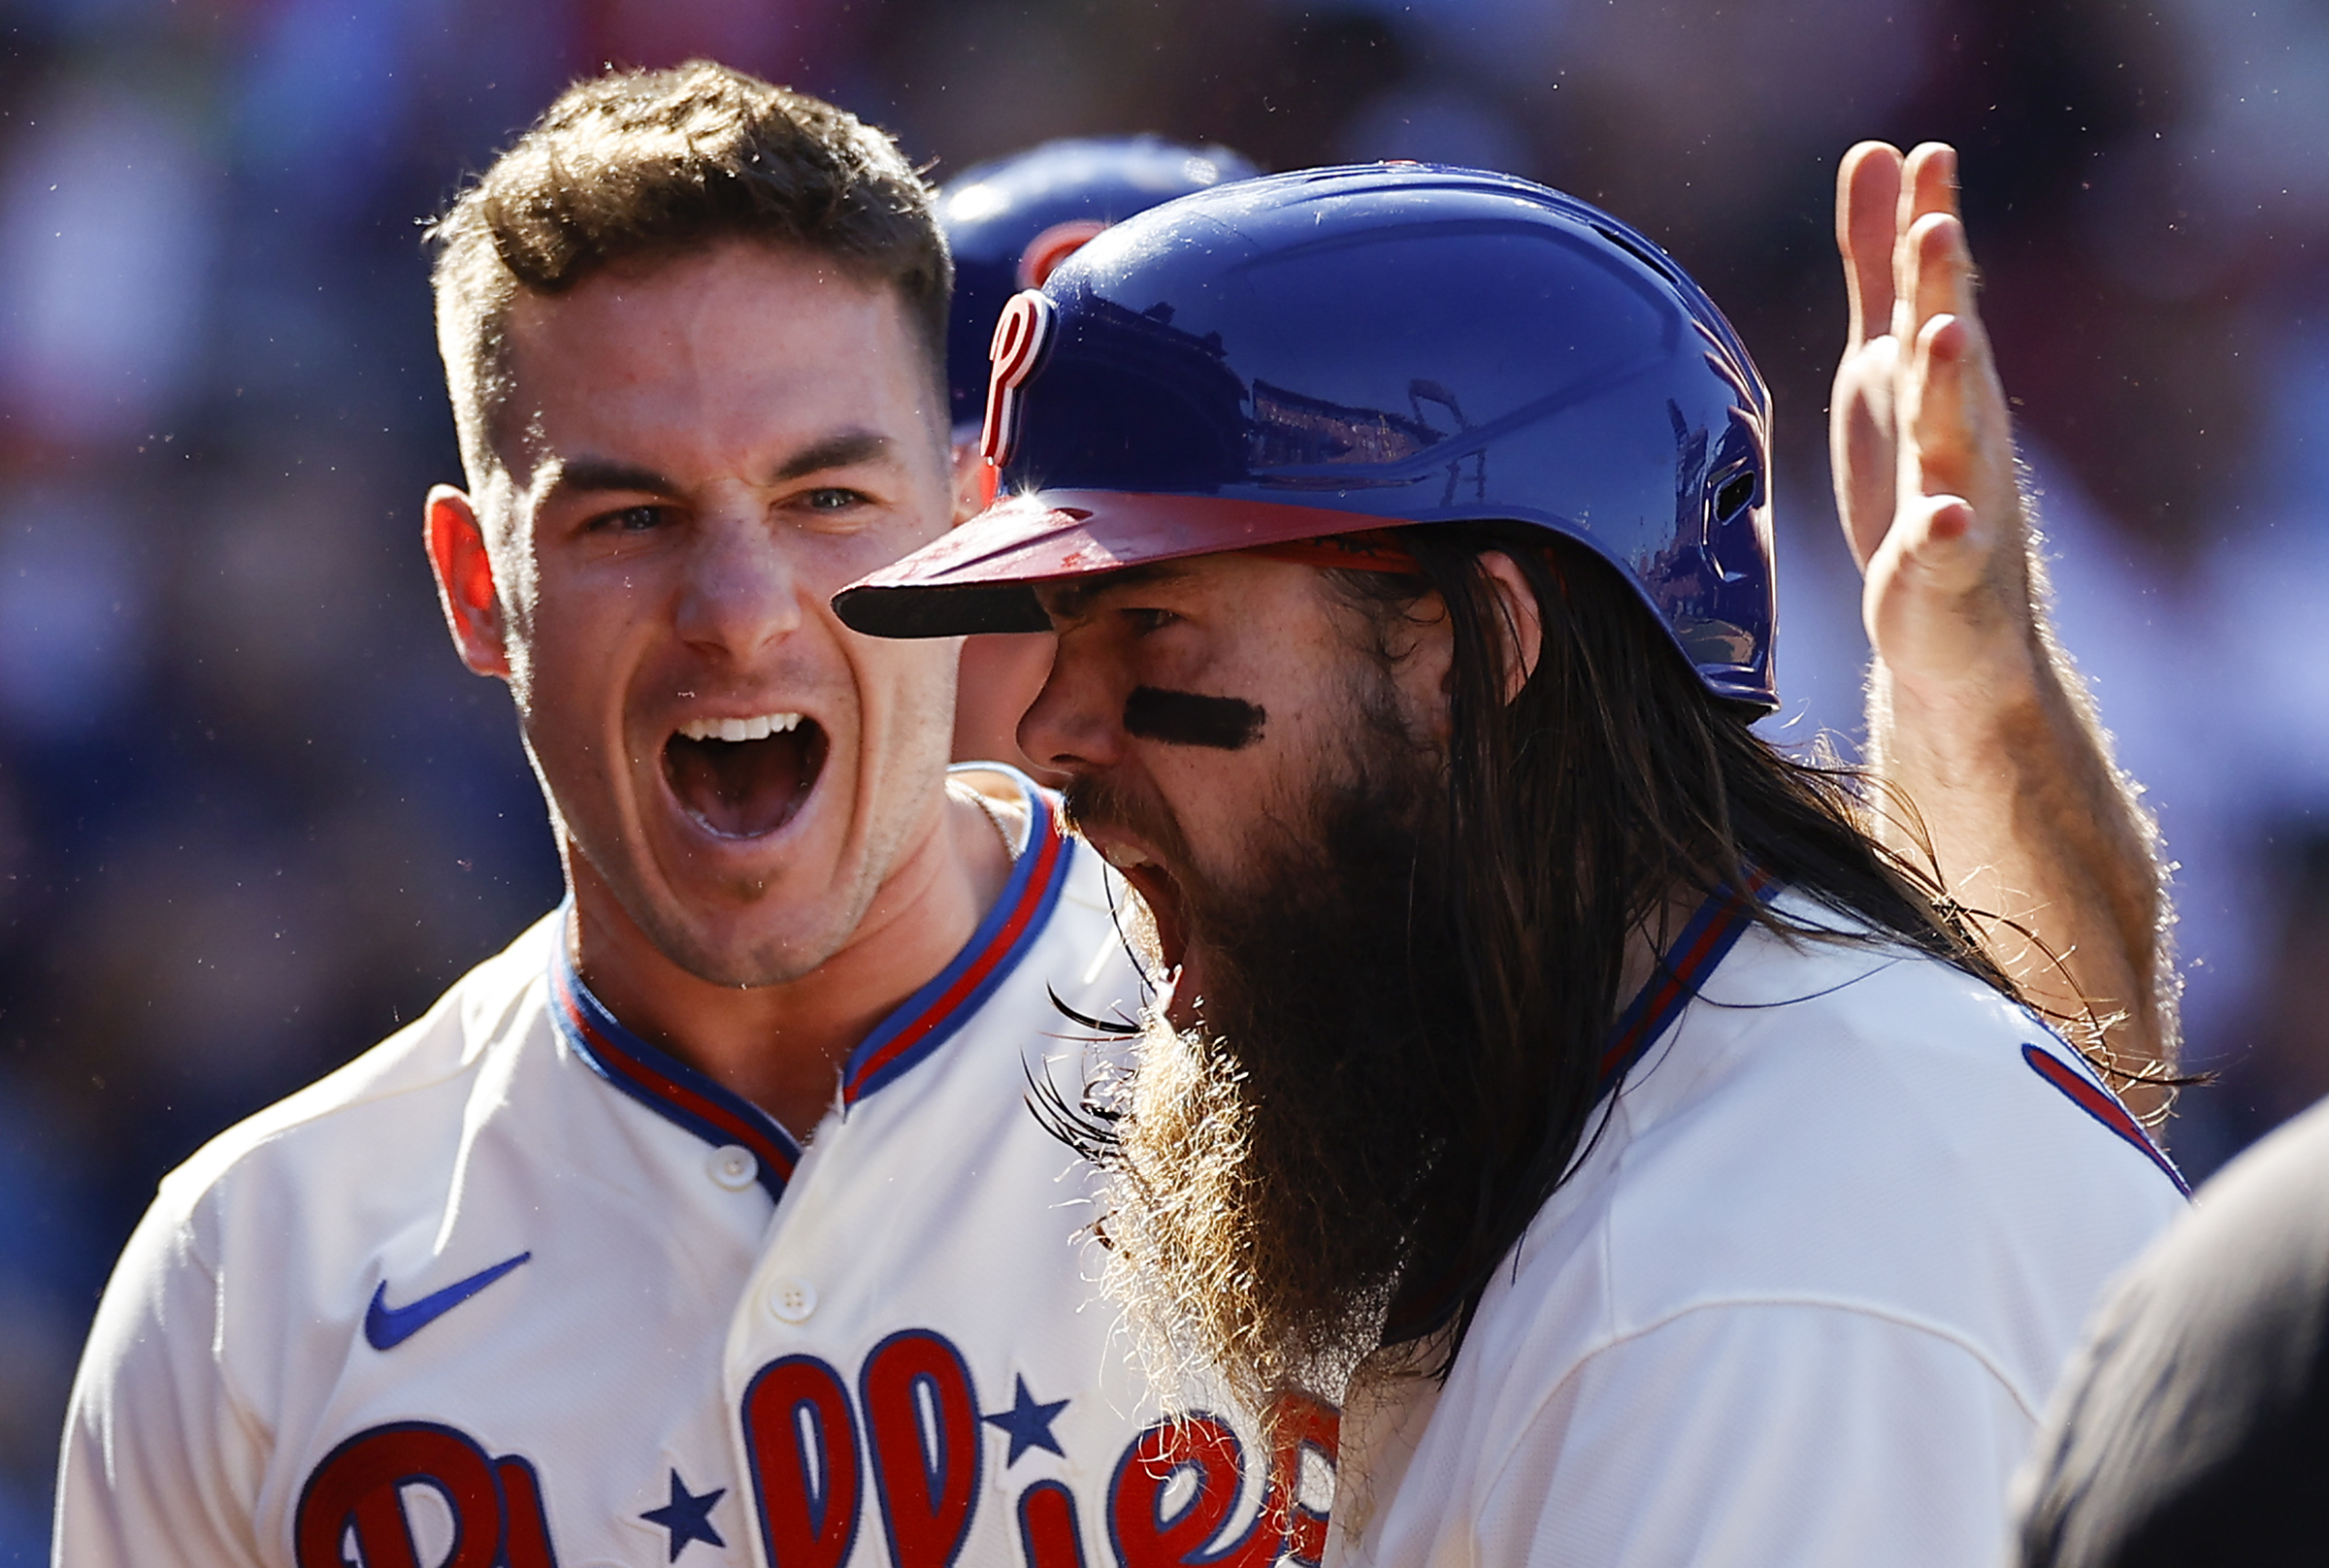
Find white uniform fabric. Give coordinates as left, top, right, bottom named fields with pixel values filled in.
left=54, top=773, right=1326, bottom=1568
left=1324, top=890, right=2188, bottom=1568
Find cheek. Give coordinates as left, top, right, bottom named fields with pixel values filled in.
left=889, top=638, right=961, bottom=722
left=1143, top=736, right=1289, bottom=862
left=508, top=580, right=662, bottom=752
left=523, top=542, right=653, bottom=647
left=1146, top=665, right=1367, bottom=837
left=526, top=599, right=625, bottom=693
left=836, top=628, right=960, bottom=777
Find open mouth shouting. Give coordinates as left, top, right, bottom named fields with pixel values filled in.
left=1094, top=841, right=1186, bottom=972
left=663, top=712, right=831, bottom=839
left=1090, top=835, right=1210, bottom=1027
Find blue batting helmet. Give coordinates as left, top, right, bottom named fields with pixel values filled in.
left=843, top=162, right=1779, bottom=711
left=937, top=136, right=1263, bottom=435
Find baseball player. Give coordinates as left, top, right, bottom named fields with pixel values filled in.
left=935, top=138, right=1260, bottom=782
left=835, top=158, right=2189, bottom=1564
left=52, top=66, right=1330, bottom=1568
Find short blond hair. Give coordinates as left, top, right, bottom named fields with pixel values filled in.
left=427, top=61, right=949, bottom=484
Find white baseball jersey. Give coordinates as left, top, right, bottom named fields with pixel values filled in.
left=54, top=772, right=1334, bottom=1568
left=1323, top=887, right=2188, bottom=1568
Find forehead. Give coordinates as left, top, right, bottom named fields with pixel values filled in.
left=1040, top=551, right=1263, bottom=612
left=1043, top=550, right=1357, bottom=634
left=497, top=241, right=939, bottom=469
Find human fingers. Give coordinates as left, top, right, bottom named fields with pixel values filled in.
left=1901, top=211, right=2010, bottom=485
left=1903, top=142, right=1958, bottom=225
left=1838, top=142, right=1904, bottom=350
left=1876, top=491, right=1981, bottom=585
left=1905, top=306, right=2023, bottom=575
left=1891, top=143, right=1957, bottom=343
left=1904, top=308, right=1979, bottom=498
left=1906, top=211, right=1979, bottom=349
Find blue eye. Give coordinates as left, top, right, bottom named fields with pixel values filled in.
left=593, top=505, right=668, bottom=534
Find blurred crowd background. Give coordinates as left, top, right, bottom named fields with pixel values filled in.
left=2, top=0, right=2326, bottom=1552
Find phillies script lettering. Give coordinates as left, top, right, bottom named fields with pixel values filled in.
left=295, top=1328, right=1336, bottom=1568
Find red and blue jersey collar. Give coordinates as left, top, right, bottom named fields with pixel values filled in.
left=548, top=779, right=1077, bottom=1202
left=1597, top=870, right=1780, bottom=1095
left=550, top=956, right=803, bottom=1201
left=842, top=783, right=1073, bottom=1100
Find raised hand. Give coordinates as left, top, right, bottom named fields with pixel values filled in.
left=1830, top=141, right=2177, bottom=1117
left=1832, top=141, right=2038, bottom=702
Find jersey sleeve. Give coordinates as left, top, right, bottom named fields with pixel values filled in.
left=53, top=1191, right=266, bottom=1568
left=1471, top=1300, right=2036, bottom=1568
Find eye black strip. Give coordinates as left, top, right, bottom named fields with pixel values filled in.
left=1123, top=686, right=1266, bottom=751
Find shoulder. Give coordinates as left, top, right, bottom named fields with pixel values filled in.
left=953, top=766, right=1136, bottom=1008
left=1616, top=898, right=2186, bottom=1225
left=852, top=773, right=1137, bottom=1115
left=67, top=914, right=564, bottom=1483
left=152, top=914, right=562, bottom=1252
left=1503, top=900, right=2185, bottom=1407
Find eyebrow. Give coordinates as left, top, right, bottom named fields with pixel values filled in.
left=552, top=458, right=679, bottom=498
left=1042, top=562, right=1195, bottom=620
left=772, top=430, right=896, bottom=482
left=544, top=430, right=900, bottom=501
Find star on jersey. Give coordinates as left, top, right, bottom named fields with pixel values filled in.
left=983, top=1374, right=1070, bottom=1464
left=640, top=1469, right=726, bottom=1561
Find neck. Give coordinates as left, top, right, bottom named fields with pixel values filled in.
left=1618, top=878, right=1740, bottom=1014
left=1614, top=889, right=1663, bottom=995
left=564, top=780, right=1017, bottom=1136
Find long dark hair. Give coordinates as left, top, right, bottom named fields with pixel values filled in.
left=1338, top=523, right=2035, bottom=1366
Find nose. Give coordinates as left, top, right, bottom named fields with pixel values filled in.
left=672, top=498, right=804, bottom=661
left=1017, top=628, right=1124, bottom=777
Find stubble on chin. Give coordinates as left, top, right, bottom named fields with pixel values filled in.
left=569, top=834, right=852, bottom=992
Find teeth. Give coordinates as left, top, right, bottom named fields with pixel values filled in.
left=677, top=713, right=804, bottom=743
left=1099, top=841, right=1155, bottom=870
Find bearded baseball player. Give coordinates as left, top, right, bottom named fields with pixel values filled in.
left=52, top=67, right=1334, bottom=1568
left=936, top=137, right=1260, bottom=783
left=836, top=154, right=2189, bottom=1565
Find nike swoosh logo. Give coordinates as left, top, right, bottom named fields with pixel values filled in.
left=364, top=1252, right=531, bottom=1351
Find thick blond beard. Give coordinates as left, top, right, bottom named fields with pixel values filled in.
left=1097, top=999, right=1397, bottom=1427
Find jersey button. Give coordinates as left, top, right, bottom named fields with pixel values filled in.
left=708, top=1145, right=759, bottom=1191
left=768, top=1278, right=818, bottom=1323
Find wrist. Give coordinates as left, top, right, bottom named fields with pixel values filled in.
left=1873, top=631, right=2061, bottom=760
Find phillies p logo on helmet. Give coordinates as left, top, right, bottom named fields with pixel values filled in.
left=980, top=289, right=1056, bottom=470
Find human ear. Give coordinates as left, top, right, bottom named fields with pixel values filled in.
left=1478, top=550, right=1544, bottom=702
left=425, top=484, right=511, bottom=679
